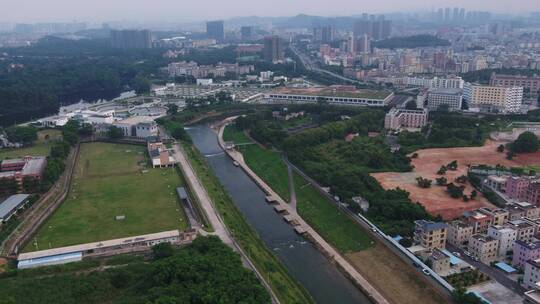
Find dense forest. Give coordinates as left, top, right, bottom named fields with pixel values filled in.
left=373, top=35, right=450, bottom=49
left=0, top=236, right=270, bottom=304
left=0, top=37, right=244, bottom=127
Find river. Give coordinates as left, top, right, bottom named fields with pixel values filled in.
left=186, top=125, right=370, bottom=304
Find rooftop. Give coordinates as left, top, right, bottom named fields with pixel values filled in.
left=18, top=230, right=180, bottom=261
left=427, top=88, right=462, bottom=95
left=515, top=240, right=540, bottom=250
left=21, top=157, right=47, bottom=175
left=415, top=219, right=447, bottom=232
left=0, top=194, right=30, bottom=220
left=272, top=86, right=393, bottom=100
left=471, top=234, right=496, bottom=243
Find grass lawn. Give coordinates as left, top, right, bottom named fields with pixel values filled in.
left=224, top=125, right=291, bottom=201
left=223, top=125, right=251, bottom=144
left=293, top=172, right=373, bottom=253
left=24, top=142, right=187, bottom=252
left=183, top=142, right=313, bottom=304
left=0, top=129, right=62, bottom=160
left=239, top=145, right=291, bottom=202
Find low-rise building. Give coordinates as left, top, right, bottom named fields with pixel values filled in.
left=524, top=259, right=540, bottom=289
left=487, top=225, right=517, bottom=257
left=468, top=234, right=499, bottom=263
left=112, top=116, right=159, bottom=139
left=513, top=240, right=540, bottom=269
left=479, top=207, right=509, bottom=226
left=428, top=248, right=451, bottom=275
left=265, top=86, right=394, bottom=107
left=413, top=220, right=447, bottom=250
left=506, top=202, right=540, bottom=220
left=508, top=219, right=537, bottom=242
left=464, top=210, right=494, bottom=234
left=384, top=108, right=428, bottom=131
left=447, top=220, right=474, bottom=248
left=0, top=156, right=47, bottom=194
left=0, top=194, right=30, bottom=223
left=484, top=175, right=509, bottom=192
left=147, top=138, right=177, bottom=168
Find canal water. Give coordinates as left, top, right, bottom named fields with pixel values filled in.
left=186, top=125, right=370, bottom=304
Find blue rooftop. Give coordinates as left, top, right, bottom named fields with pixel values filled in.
left=495, top=262, right=517, bottom=273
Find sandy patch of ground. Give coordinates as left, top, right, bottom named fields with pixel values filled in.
left=347, top=243, right=450, bottom=304
left=373, top=140, right=540, bottom=220
left=0, top=258, right=7, bottom=273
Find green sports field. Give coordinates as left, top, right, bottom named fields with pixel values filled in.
left=24, top=142, right=188, bottom=252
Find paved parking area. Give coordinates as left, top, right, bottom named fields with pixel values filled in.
left=468, top=281, right=523, bottom=304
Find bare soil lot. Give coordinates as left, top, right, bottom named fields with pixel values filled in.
left=373, top=140, right=540, bottom=220
left=347, top=243, right=449, bottom=304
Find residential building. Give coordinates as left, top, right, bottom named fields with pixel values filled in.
left=523, top=259, right=540, bottom=289
left=514, top=240, right=540, bottom=270
left=529, top=181, right=540, bottom=206
left=487, top=225, right=517, bottom=257
left=468, top=234, right=499, bottom=263
left=464, top=83, right=523, bottom=114
left=484, top=175, right=508, bottom=192
left=0, top=194, right=30, bottom=223
left=427, top=88, right=463, bottom=111
left=240, top=26, right=254, bottom=40
left=464, top=210, right=494, bottom=234
left=413, top=220, right=447, bottom=250
left=447, top=220, right=474, bottom=248
left=508, top=219, right=537, bottom=242
left=478, top=207, right=509, bottom=226
left=384, top=108, right=428, bottom=131
left=265, top=86, right=394, bottom=107
left=263, top=35, right=284, bottom=63
left=313, top=26, right=335, bottom=43
left=206, top=20, right=224, bottom=41
left=506, top=202, right=540, bottom=220
left=506, top=176, right=533, bottom=202
left=428, top=248, right=451, bottom=275
left=147, top=138, right=177, bottom=168
left=490, top=73, right=540, bottom=92
left=110, top=29, right=152, bottom=49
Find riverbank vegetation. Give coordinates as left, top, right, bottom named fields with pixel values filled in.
left=2, top=236, right=271, bottom=304
left=182, top=142, right=314, bottom=304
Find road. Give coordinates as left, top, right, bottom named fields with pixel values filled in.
left=290, top=45, right=365, bottom=85
left=446, top=244, right=525, bottom=295
left=282, top=157, right=454, bottom=302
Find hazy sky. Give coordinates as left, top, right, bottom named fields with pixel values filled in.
left=3, top=0, right=540, bottom=23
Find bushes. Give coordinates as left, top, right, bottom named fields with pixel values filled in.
left=510, top=131, right=539, bottom=153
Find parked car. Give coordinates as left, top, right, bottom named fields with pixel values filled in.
left=453, top=251, right=461, bottom=257
left=422, top=268, right=431, bottom=275
left=412, top=262, right=420, bottom=268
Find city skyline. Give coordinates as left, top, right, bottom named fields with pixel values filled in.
left=2, top=0, right=540, bottom=23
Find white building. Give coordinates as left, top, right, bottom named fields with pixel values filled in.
left=464, top=83, right=523, bottom=114
left=384, top=108, right=428, bottom=131
left=487, top=225, right=517, bottom=257
left=427, top=88, right=463, bottom=111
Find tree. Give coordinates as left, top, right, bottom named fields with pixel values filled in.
left=506, top=151, right=515, bottom=160
left=436, top=177, right=447, bottom=186
left=437, top=166, right=447, bottom=175
left=447, top=160, right=458, bottom=171
left=399, top=238, right=413, bottom=248
left=5, top=126, right=38, bottom=145
left=166, top=104, right=178, bottom=115
left=510, top=131, right=539, bottom=153
left=497, top=144, right=505, bottom=153
left=405, top=100, right=418, bottom=110
left=133, top=76, right=151, bottom=94
left=471, top=190, right=478, bottom=200
left=416, top=177, right=432, bottom=188
left=108, top=126, right=124, bottom=139
left=447, top=183, right=465, bottom=199
left=152, top=242, right=175, bottom=260
left=455, top=175, right=468, bottom=184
